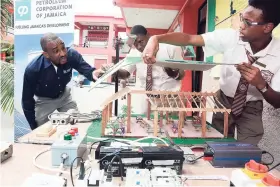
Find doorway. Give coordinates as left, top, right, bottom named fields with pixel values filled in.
left=193, top=0, right=207, bottom=92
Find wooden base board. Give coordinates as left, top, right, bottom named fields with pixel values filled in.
left=103, top=117, right=223, bottom=138
left=35, top=128, right=57, bottom=137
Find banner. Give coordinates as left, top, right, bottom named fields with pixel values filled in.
left=14, top=0, right=74, bottom=140
left=14, top=0, right=74, bottom=35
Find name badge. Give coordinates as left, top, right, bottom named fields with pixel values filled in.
left=63, top=68, right=71, bottom=74
left=255, top=61, right=266, bottom=68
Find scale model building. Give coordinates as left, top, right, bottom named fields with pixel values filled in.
left=100, top=87, right=231, bottom=139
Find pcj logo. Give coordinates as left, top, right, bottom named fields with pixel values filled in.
left=15, top=0, right=31, bottom=21
left=18, top=6, right=28, bottom=16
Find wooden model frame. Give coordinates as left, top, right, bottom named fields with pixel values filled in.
left=100, top=87, right=231, bottom=138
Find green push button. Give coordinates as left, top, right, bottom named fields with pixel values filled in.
left=64, top=134, right=72, bottom=141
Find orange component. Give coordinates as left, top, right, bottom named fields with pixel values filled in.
left=242, top=160, right=269, bottom=179
left=245, top=160, right=268, bottom=173
left=262, top=173, right=280, bottom=186
left=203, top=157, right=213, bottom=161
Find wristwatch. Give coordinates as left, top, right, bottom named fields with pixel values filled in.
left=259, top=82, right=268, bottom=93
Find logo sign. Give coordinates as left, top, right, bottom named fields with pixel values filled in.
left=261, top=70, right=274, bottom=84
left=15, top=0, right=31, bottom=21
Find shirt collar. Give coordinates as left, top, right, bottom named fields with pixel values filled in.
left=42, top=47, right=70, bottom=69
left=43, top=57, right=52, bottom=69
left=238, top=36, right=278, bottom=57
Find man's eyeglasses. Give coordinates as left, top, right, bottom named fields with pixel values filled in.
left=239, top=13, right=267, bottom=27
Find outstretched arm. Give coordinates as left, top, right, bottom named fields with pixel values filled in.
left=143, top=33, right=204, bottom=64
left=156, top=32, right=205, bottom=47
left=69, top=48, right=96, bottom=81
left=143, top=29, right=237, bottom=64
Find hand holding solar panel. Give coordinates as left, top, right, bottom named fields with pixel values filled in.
left=89, top=37, right=236, bottom=91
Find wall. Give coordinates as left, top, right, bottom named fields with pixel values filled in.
left=1, top=111, right=14, bottom=142
left=178, top=0, right=205, bottom=93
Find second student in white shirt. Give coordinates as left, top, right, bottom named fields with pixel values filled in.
left=117, top=25, right=185, bottom=113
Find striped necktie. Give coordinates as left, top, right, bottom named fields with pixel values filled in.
left=146, top=64, right=153, bottom=96
left=231, top=50, right=259, bottom=116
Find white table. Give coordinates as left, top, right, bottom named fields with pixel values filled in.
left=1, top=143, right=280, bottom=187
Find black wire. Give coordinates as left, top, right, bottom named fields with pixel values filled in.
left=70, top=156, right=84, bottom=187
left=261, top=151, right=274, bottom=166
left=268, top=162, right=280, bottom=171
left=98, top=148, right=132, bottom=163
left=187, top=155, right=204, bottom=164
left=98, top=148, right=131, bottom=182
left=108, top=154, right=124, bottom=181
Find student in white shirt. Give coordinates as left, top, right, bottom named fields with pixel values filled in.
left=140, top=0, right=280, bottom=145
left=117, top=25, right=185, bottom=92
left=116, top=25, right=185, bottom=114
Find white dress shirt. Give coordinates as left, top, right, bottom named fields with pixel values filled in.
left=202, top=28, right=280, bottom=101
left=122, top=43, right=183, bottom=91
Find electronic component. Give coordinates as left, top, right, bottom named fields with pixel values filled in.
left=98, top=145, right=184, bottom=177
left=51, top=131, right=87, bottom=167
left=151, top=168, right=182, bottom=187
left=75, top=169, right=105, bottom=187
left=49, top=111, right=102, bottom=126
left=87, top=169, right=104, bottom=186
left=124, top=168, right=184, bottom=187
left=205, top=141, right=262, bottom=168
left=141, top=146, right=185, bottom=175
left=48, top=113, right=71, bottom=125
left=0, top=142, right=13, bottom=163
left=99, top=146, right=143, bottom=177
left=125, top=169, right=151, bottom=187
left=179, top=146, right=196, bottom=162
left=230, top=160, right=280, bottom=187
left=95, top=141, right=157, bottom=159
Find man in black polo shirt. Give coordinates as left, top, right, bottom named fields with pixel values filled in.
left=22, top=33, right=104, bottom=130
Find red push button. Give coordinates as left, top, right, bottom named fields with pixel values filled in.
left=68, top=130, right=75, bottom=136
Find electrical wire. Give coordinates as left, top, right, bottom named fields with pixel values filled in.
left=48, top=111, right=102, bottom=125
left=108, top=154, right=124, bottom=181
left=70, top=156, right=84, bottom=187
left=132, top=136, right=169, bottom=146
left=98, top=148, right=132, bottom=164
left=185, top=155, right=204, bottom=164
left=87, top=136, right=170, bottom=146
left=268, top=162, right=280, bottom=171
left=97, top=148, right=131, bottom=182
left=33, top=147, right=69, bottom=175
left=261, top=151, right=274, bottom=166
left=89, top=138, right=131, bottom=154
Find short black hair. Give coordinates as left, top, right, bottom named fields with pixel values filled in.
left=130, top=25, right=147, bottom=36
left=249, top=0, right=280, bottom=27
left=40, top=32, right=59, bottom=52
